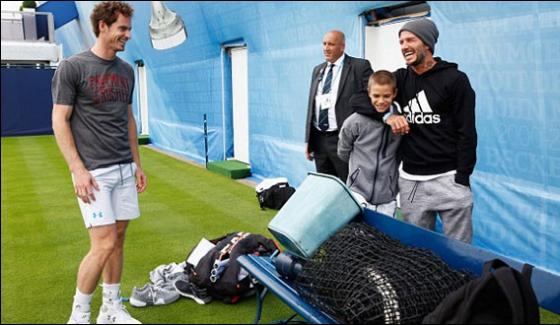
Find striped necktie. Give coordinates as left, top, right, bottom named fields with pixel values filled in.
left=322, top=63, right=334, bottom=94
left=319, top=64, right=334, bottom=131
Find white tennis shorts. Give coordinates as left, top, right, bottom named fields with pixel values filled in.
left=73, top=162, right=140, bottom=228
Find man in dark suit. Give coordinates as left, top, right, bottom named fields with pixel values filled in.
left=305, top=30, right=373, bottom=182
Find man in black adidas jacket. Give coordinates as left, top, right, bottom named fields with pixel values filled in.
left=353, top=19, right=477, bottom=243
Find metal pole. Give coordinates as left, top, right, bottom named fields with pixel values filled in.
left=220, top=47, right=226, bottom=160
left=204, top=113, right=209, bottom=168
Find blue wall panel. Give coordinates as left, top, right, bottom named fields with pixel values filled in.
left=54, top=1, right=560, bottom=274
left=1, top=67, right=55, bottom=137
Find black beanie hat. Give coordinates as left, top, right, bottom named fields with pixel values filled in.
left=399, top=19, right=439, bottom=53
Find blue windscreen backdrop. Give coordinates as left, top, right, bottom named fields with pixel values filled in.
left=46, top=1, right=559, bottom=274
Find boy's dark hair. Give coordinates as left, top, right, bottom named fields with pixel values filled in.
left=90, top=1, right=134, bottom=37
left=368, top=70, right=396, bottom=91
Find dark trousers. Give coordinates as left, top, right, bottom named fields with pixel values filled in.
left=310, top=128, right=349, bottom=183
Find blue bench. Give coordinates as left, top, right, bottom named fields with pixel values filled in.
left=238, top=210, right=560, bottom=323
left=239, top=253, right=337, bottom=323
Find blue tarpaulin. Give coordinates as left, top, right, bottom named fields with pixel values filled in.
left=47, top=1, right=559, bottom=275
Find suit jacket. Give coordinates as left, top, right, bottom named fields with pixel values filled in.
left=305, top=54, right=373, bottom=148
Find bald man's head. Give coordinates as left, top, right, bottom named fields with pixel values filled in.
left=323, top=30, right=345, bottom=63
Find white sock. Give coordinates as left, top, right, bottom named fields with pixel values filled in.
left=73, top=288, right=93, bottom=313
left=102, top=283, right=121, bottom=305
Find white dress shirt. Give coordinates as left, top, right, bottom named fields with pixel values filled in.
left=314, top=54, right=345, bottom=131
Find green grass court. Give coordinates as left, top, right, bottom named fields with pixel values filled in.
left=1, top=135, right=292, bottom=324
left=2, top=136, right=559, bottom=323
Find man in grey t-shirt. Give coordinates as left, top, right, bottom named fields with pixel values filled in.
left=51, top=2, right=145, bottom=324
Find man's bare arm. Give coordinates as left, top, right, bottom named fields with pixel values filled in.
left=52, top=104, right=98, bottom=203
left=127, top=105, right=147, bottom=193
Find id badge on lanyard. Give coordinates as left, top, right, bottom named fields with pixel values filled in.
left=317, top=93, right=334, bottom=111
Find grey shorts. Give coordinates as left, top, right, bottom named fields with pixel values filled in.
left=73, top=163, right=140, bottom=228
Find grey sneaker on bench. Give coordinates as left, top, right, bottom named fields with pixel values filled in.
left=174, top=280, right=212, bottom=305
left=130, top=283, right=180, bottom=307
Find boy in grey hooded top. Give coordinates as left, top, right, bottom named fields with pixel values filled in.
left=338, top=71, right=406, bottom=217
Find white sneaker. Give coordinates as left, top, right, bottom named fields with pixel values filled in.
left=96, top=302, right=141, bottom=324
left=67, top=305, right=90, bottom=324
